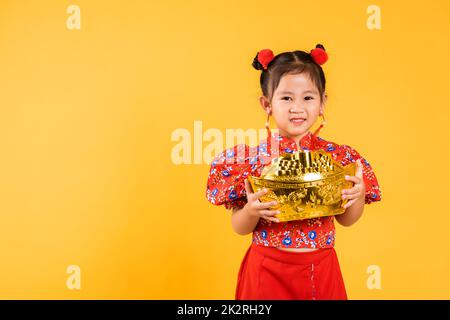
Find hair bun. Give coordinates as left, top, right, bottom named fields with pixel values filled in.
left=315, top=44, right=326, bottom=51
left=252, top=49, right=274, bottom=71
left=252, top=53, right=264, bottom=70
left=310, top=44, right=328, bottom=65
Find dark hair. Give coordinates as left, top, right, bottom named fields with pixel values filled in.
left=252, top=44, right=327, bottom=103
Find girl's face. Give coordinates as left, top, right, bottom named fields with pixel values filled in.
left=260, top=72, right=326, bottom=145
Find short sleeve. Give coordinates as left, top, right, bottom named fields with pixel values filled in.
left=336, top=144, right=382, bottom=204
left=206, top=144, right=259, bottom=211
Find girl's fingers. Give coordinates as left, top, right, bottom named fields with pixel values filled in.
left=244, top=179, right=253, bottom=196
left=255, top=200, right=278, bottom=210
left=342, top=185, right=361, bottom=195
left=343, top=198, right=357, bottom=209
left=253, top=187, right=269, bottom=200
left=259, top=209, right=280, bottom=216
left=342, top=190, right=362, bottom=200
left=262, top=216, right=280, bottom=223
left=355, top=159, right=364, bottom=178
left=344, top=175, right=361, bottom=184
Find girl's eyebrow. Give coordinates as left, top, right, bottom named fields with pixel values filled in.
left=277, top=90, right=318, bottom=95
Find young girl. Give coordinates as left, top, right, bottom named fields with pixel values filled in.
left=205, top=44, right=382, bottom=300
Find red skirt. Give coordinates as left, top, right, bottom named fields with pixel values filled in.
left=235, top=243, right=347, bottom=300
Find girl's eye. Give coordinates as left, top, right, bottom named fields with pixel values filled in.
left=282, top=96, right=314, bottom=101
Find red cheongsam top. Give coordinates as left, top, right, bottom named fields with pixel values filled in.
left=205, top=130, right=381, bottom=249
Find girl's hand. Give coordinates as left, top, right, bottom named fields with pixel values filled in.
left=244, top=179, right=280, bottom=223
left=341, top=158, right=366, bottom=209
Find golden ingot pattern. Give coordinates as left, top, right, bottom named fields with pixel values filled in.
left=248, top=150, right=356, bottom=222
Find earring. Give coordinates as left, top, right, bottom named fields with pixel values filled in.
left=312, top=113, right=326, bottom=138
left=264, top=110, right=273, bottom=156
left=320, top=113, right=326, bottom=126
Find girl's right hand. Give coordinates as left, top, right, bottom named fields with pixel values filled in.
left=244, top=179, right=280, bottom=223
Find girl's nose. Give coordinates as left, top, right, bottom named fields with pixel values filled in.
left=289, top=105, right=303, bottom=113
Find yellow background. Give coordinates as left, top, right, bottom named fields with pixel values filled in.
left=0, top=0, right=449, bottom=299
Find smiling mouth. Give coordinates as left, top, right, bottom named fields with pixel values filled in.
left=290, top=117, right=306, bottom=124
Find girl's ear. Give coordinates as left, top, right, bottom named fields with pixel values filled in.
left=322, top=93, right=328, bottom=105
left=259, top=96, right=271, bottom=114
left=320, top=94, right=327, bottom=114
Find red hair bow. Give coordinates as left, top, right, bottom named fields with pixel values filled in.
left=257, top=49, right=274, bottom=70
left=310, top=46, right=328, bottom=65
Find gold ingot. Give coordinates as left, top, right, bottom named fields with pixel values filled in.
left=248, top=150, right=356, bottom=222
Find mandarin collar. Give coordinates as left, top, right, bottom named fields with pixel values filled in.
left=271, top=130, right=316, bottom=151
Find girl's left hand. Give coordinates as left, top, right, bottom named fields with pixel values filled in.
left=341, top=158, right=366, bottom=209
